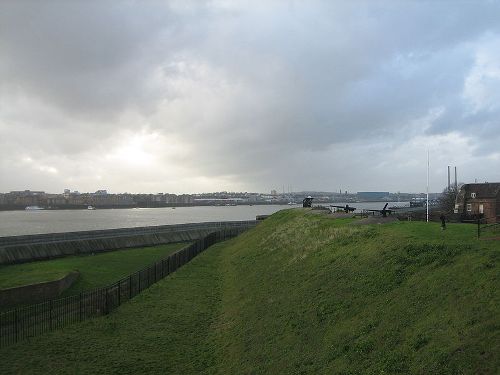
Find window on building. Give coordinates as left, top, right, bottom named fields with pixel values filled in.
left=471, top=192, right=476, bottom=198
left=467, top=203, right=472, bottom=212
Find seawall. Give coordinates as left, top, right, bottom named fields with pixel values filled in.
left=0, top=221, right=257, bottom=265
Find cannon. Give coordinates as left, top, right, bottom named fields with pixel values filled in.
left=330, top=204, right=356, bottom=213
left=365, top=203, right=393, bottom=217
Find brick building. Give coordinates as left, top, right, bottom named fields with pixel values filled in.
left=454, top=183, right=500, bottom=223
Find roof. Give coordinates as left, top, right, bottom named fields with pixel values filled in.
left=460, top=183, right=500, bottom=199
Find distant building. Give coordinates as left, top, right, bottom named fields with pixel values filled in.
left=455, top=183, right=500, bottom=223
left=63, top=189, right=71, bottom=198
left=357, top=192, right=390, bottom=200
left=10, top=190, right=45, bottom=196
left=303, top=196, right=313, bottom=208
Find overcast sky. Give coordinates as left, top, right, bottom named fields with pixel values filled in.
left=1, top=0, right=499, bottom=194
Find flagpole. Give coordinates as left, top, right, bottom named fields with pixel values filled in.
left=426, top=150, right=429, bottom=223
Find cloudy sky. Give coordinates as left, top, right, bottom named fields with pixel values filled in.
left=1, top=0, right=499, bottom=194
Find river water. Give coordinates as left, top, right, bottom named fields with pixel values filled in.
left=0, top=202, right=409, bottom=237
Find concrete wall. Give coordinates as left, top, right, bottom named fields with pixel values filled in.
left=0, top=221, right=257, bottom=265
left=0, top=271, right=79, bottom=307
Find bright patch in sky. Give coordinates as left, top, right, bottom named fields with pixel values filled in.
left=107, top=132, right=157, bottom=167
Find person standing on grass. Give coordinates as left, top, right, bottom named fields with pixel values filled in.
left=440, top=214, right=446, bottom=230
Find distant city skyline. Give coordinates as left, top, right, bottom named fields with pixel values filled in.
left=0, top=188, right=443, bottom=197
left=0, top=183, right=469, bottom=196
left=1, top=1, right=499, bottom=194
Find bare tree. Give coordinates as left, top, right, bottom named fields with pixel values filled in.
left=439, top=184, right=462, bottom=215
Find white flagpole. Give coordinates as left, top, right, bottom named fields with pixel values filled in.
left=426, top=150, right=429, bottom=223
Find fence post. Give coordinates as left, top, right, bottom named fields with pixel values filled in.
left=105, top=288, right=109, bottom=315
left=79, top=293, right=83, bottom=322
left=14, top=309, right=19, bottom=343
left=128, top=276, right=131, bottom=299
left=49, top=300, right=53, bottom=331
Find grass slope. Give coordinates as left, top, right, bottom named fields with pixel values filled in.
left=1, top=209, right=498, bottom=374
left=0, top=243, right=187, bottom=296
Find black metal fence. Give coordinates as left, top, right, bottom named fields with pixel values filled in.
left=0, top=228, right=243, bottom=348
left=478, top=219, right=500, bottom=239
left=461, top=217, right=500, bottom=239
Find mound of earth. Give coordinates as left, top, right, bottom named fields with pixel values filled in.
left=351, top=215, right=399, bottom=225
left=329, top=212, right=356, bottom=219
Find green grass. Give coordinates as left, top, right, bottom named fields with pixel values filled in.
left=1, top=209, right=498, bottom=374
left=0, top=243, right=187, bottom=296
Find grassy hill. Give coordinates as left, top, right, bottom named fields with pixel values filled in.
left=1, top=209, right=498, bottom=374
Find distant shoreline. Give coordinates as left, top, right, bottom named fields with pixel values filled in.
left=0, top=200, right=418, bottom=212
left=0, top=202, right=293, bottom=212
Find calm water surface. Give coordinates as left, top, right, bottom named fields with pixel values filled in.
left=0, top=205, right=291, bottom=236
left=0, top=202, right=408, bottom=237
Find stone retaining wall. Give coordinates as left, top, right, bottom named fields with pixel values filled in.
left=0, top=271, right=80, bottom=307
left=0, top=221, right=257, bottom=265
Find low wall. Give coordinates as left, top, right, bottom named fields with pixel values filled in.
left=0, top=221, right=257, bottom=265
left=0, top=271, right=80, bottom=307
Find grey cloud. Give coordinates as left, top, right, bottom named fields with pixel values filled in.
left=0, top=1, right=176, bottom=119
left=1, top=1, right=500, bottom=193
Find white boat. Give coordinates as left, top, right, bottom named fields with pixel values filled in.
left=25, top=206, right=44, bottom=210
left=87, top=205, right=96, bottom=210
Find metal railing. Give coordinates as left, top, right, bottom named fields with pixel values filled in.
left=478, top=217, right=500, bottom=239
left=0, top=228, right=244, bottom=347
left=460, top=216, right=500, bottom=239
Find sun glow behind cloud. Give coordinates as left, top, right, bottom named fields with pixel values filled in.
left=106, top=132, right=157, bottom=167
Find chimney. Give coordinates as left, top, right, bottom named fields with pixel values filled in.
left=448, top=165, right=451, bottom=191
left=454, top=166, right=457, bottom=190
